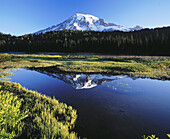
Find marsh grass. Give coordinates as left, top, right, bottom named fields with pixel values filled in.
left=0, top=81, right=78, bottom=138
left=0, top=72, right=13, bottom=78
left=0, top=88, right=28, bottom=138
left=142, top=135, right=159, bottom=139
left=0, top=54, right=170, bottom=80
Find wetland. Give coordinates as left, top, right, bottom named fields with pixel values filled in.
left=0, top=53, right=170, bottom=139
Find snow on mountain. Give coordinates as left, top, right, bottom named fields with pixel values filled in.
left=35, top=13, right=142, bottom=34
left=129, top=25, right=143, bottom=31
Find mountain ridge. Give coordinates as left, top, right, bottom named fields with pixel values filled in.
left=35, top=13, right=143, bottom=34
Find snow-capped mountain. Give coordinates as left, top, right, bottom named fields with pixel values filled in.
left=129, top=25, right=143, bottom=31
left=35, top=13, right=142, bottom=34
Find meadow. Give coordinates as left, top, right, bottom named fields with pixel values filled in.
left=0, top=54, right=170, bottom=80
left=0, top=53, right=170, bottom=138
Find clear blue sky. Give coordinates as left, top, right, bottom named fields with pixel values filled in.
left=1, top=0, right=170, bottom=36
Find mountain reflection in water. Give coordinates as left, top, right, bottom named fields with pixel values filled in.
left=8, top=68, right=170, bottom=139
left=34, top=69, right=128, bottom=89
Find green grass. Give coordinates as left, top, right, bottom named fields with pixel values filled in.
left=142, top=134, right=159, bottom=139
left=0, top=72, right=13, bottom=78
left=0, top=54, right=170, bottom=80
left=0, top=81, right=78, bottom=139
left=0, top=88, right=28, bottom=139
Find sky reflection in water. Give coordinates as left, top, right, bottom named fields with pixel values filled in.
left=8, top=68, right=170, bottom=139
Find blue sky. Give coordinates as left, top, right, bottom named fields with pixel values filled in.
left=1, top=0, right=170, bottom=36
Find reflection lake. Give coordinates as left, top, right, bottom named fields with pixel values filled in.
left=7, top=68, right=170, bottom=139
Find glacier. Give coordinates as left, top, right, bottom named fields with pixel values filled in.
left=35, top=13, right=143, bottom=34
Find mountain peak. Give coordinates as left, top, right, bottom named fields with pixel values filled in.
left=35, top=13, right=142, bottom=34
left=71, top=13, right=100, bottom=26
left=74, top=13, right=99, bottom=20
left=129, top=25, right=143, bottom=31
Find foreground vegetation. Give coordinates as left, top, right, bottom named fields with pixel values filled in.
left=143, top=134, right=170, bottom=139
left=0, top=76, right=78, bottom=138
left=0, top=53, right=170, bottom=80
left=0, top=87, right=28, bottom=138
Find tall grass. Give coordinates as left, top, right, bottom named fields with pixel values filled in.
left=0, top=81, right=78, bottom=138
left=0, top=88, right=28, bottom=138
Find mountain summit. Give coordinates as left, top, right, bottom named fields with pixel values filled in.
left=35, top=13, right=142, bottom=34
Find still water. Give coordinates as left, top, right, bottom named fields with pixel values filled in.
left=8, top=68, right=170, bottom=139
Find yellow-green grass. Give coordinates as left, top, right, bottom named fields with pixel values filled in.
left=0, top=81, right=78, bottom=139
left=0, top=54, right=170, bottom=80
left=0, top=88, right=28, bottom=139
left=142, top=134, right=159, bottom=139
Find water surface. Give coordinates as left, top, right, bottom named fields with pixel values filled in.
left=8, top=68, right=170, bottom=139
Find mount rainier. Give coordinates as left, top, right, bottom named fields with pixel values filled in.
left=35, top=13, right=142, bottom=34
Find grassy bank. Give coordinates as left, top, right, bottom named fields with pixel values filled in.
left=0, top=81, right=78, bottom=138
left=0, top=54, right=80, bottom=138
left=0, top=53, right=170, bottom=80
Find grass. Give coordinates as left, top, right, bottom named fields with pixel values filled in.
left=0, top=88, right=28, bottom=138
left=0, top=54, right=79, bottom=138
left=143, top=134, right=170, bottom=139
left=0, top=54, right=170, bottom=80
left=0, top=72, right=13, bottom=78
left=143, top=135, right=159, bottom=139
left=0, top=81, right=78, bottom=139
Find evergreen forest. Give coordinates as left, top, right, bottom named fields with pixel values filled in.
left=0, top=27, right=170, bottom=55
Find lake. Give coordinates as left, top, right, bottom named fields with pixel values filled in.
left=7, top=68, right=170, bottom=139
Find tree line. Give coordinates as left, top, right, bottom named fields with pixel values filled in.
left=0, top=27, right=170, bottom=55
